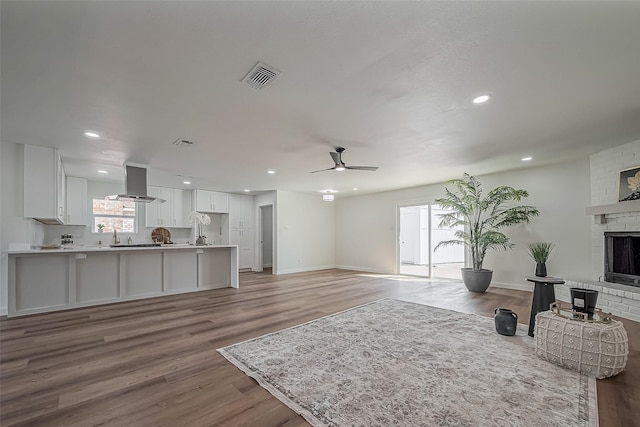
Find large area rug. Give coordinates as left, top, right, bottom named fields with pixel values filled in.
left=218, top=299, right=597, bottom=427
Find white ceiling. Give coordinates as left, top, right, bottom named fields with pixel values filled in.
left=2, top=1, right=640, bottom=197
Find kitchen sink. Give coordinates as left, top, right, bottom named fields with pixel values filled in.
left=109, top=243, right=162, bottom=248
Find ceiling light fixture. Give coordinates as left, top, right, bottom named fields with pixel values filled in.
left=353, top=188, right=358, bottom=191
left=335, top=165, right=346, bottom=171
left=472, top=94, right=491, bottom=104
left=183, top=181, right=191, bottom=185
left=323, top=194, right=334, bottom=202
left=98, top=170, right=108, bottom=174
left=521, top=157, right=533, bottom=161
left=267, top=170, right=275, bottom=174
left=244, top=189, right=250, bottom=192
left=84, top=131, right=100, bottom=138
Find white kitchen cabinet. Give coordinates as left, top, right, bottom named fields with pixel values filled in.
left=230, top=228, right=254, bottom=269
left=171, top=188, right=192, bottom=227
left=146, top=186, right=192, bottom=228
left=23, top=144, right=66, bottom=224
left=146, top=186, right=172, bottom=227
left=194, top=189, right=229, bottom=213
left=229, top=194, right=254, bottom=269
left=57, top=155, right=66, bottom=223
left=229, top=194, right=254, bottom=229
left=65, top=176, right=87, bottom=225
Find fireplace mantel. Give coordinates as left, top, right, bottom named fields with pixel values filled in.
left=585, top=200, right=640, bottom=224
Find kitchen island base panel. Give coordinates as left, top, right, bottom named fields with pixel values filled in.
left=165, top=251, right=198, bottom=291
left=16, top=255, right=69, bottom=311
left=77, top=253, right=119, bottom=302
left=7, top=245, right=239, bottom=317
left=124, top=252, right=163, bottom=297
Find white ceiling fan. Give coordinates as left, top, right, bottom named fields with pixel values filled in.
left=310, top=147, right=379, bottom=173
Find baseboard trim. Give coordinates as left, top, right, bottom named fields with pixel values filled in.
left=334, top=265, right=391, bottom=274
left=276, top=265, right=336, bottom=275
left=0, top=307, right=8, bottom=316
left=490, top=281, right=532, bottom=292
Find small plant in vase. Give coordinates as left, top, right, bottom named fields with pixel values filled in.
left=189, top=212, right=211, bottom=245
left=97, top=223, right=105, bottom=233
left=527, top=242, right=555, bottom=277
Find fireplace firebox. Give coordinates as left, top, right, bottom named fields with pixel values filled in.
left=604, top=231, right=640, bottom=287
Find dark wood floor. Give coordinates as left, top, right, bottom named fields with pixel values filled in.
left=1, top=269, right=638, bottom=426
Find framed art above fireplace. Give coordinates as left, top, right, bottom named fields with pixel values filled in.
left=618, top=166, right=640, bottom=202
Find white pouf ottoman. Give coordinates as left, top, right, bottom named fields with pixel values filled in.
left=534, top=310, right=629, bottom=379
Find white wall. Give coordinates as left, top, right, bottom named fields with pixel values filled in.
left=276, top=190, right=335, bottom=274
left=336, top=158, right=592, bottom=288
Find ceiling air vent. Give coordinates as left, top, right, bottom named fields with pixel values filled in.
left=173, top=139, right=195, bottom=147
left=242, top=62, right=282, bottom=90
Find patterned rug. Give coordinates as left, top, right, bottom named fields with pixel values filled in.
left=218, top=299, right=597, bottom=427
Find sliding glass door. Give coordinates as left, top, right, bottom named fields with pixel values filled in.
left=399, top=204, right=463, bottom=278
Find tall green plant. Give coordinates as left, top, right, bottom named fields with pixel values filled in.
left=435, top=174, right=539, bottom=271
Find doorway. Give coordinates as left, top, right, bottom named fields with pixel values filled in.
left=398, top=204, right=464, bottom=279
left=258, top=205, right=274, bottom=273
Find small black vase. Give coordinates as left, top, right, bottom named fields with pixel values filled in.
left=535, top=262, right=547, bottom=277
left=494, top=308, right=518, bottom=336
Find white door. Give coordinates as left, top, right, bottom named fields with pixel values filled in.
left=400, top=207, right=420, bottom=264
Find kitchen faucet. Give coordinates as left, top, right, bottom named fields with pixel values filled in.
left=113, top=229, right=120, bottom=245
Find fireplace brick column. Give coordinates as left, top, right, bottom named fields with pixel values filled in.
left=585, top=139, right=640, bottom=321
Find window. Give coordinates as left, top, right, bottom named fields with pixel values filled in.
left=92, top=198, right=136, bottom=233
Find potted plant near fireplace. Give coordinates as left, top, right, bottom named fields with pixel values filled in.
left=527, top=242, right=555, bottom=277
left=435, top=174, right=539, bottom=293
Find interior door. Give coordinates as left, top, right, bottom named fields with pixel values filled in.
left=400, top=208, right=419, bottom=264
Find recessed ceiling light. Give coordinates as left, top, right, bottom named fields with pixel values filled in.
left=243, top=189, right=251, bottom=192
left=472, top=94, right=491, bottom=104
left=521, top=157, right=533, bottom=161
left=353, top=188, right=359, bottom=191
left=183, top=181, right=191, bottom=185
left=84, top=131, right=100, bottom=138
left=323, top=194, right=334, bottom=202
left=98, top=170, right=108, bottom=174
left=267, top=170, right=276, bottom=174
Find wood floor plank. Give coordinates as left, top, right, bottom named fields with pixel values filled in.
left=1, top=269, right=638, bottom=426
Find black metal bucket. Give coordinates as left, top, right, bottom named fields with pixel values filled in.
left=570, top=287, right=599, bottom=319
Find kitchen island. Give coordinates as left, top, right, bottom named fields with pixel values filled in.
left=6, top=244, right=238, bottom=317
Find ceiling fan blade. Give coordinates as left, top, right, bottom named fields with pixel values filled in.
left=345, top=166, right=379, bottom=171
left=329, top=151, right=342, bottom=166
left=310, top=167, right=336, bottom=173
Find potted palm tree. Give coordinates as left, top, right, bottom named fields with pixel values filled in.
left=435, top=174, right=539, bottom=292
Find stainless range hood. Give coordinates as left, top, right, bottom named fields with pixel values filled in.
left=110, top=165, right=159, bottom=203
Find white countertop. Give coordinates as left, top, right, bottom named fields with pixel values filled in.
left=6, top=244, right=237, bottom=255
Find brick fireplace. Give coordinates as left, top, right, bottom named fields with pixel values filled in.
left=555, top=139, right=640, bottom=322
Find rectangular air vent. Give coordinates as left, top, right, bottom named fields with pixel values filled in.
left=173, top=139, right=195, bottom=146
left=242, top=62, right=282, bottom=90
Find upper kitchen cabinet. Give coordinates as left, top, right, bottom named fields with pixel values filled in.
left=146, top=186, right=172, bottom=227
left=23, top=144, right=66, bottom=224
left=65, top=177, right=87, bottom=225
left=171, top=188, right=192, bottom=227
left=146, top=186, right=192, bottom=228
left=229, top=194, right=254, bottom=229
left=194, top=189, right=229, bottom=213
